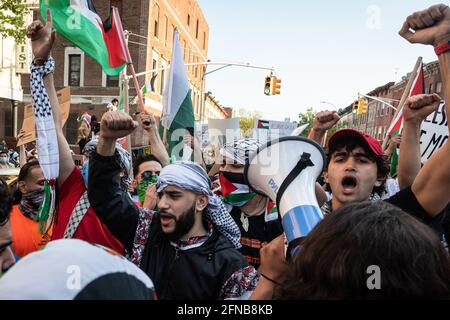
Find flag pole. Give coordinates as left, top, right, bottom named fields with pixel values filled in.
left=382, top=56, right=422, bottom=150
left=115, top=6, right=146, bottom=114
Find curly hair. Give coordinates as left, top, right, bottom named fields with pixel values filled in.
left=275, top=201, right=450, bottom=299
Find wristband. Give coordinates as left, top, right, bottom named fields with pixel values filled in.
left=260, top=273, right=281, bottom=286
left=434, top=40, right=450, bottom=56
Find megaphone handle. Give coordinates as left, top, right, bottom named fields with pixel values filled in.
left=286, top=237, right=304, bottom=260
left=275, top=152, right=314, bottom=210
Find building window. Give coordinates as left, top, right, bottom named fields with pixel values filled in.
left=106, top=75, right=119, bottom=87
left=203, top=32, right=206, bottom=49
left=154, top=4, right=160, bottom=38
left=429, top=83, right=434, bottom=93
left=187, top=14, right=190, bottom=27
left=183, top=40, right=187, bottom=60
left=160, top=58, right=167, bottom=95
left=164, top=15, right=169, bottom=46
left=195, top=19, right=199, bottom=39
left=436, top=82, right=442, bottom=93
left=68, top=54, right=81, bottom=86
left=151, top=58, right=157, bottom=92
left=195, top=57, right=198, bottom=78
left=64, top=48, right=84, bottom=87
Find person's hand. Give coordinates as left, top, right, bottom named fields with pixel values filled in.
left=399, top=4, right=450, bottom=46
left=258, top=235, right=289, bottom=283
left=403, top=93, right=441, bottom=125
left=140, top=112, right=157, bottom=131
left=26, top=9, right=56, bottom=60
left=390, top=134, right=402, bottom=146
left=100, top=111, right=138, bottom=140
left=183, top=133, right=196, bottom=149
left=311, top=111, right=340, bottom=133
left=143, top=184, right=158, bottom=210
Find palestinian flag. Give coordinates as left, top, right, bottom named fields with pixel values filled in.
left=161, top=29, right=195, bottom=160
left=40, top=1, right=128, bottom=76
left=257, top=120, right=270, bottom=129
left=219, top=174, right=256, bottom=207
left=388, top=61, right=424, bottom=177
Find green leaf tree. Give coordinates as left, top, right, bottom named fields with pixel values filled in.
left=0, top=0, right=29, bottom=44
left=239, top=108, right=263, bottom=138
left=298, top=107, right=317, bottom=137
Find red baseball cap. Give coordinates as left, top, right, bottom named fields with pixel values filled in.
left=327, top=129, right=383, bottom=158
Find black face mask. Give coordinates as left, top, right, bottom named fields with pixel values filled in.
left=219, top=171, right=247, bottom=185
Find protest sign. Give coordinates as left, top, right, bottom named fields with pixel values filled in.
left=420, top=102, right=448, bottom=163
left=253, top=119, right=298, bottom=143
left=208, top=118, right=241, bottom=149
left=17, top=87, right=71, bottom=147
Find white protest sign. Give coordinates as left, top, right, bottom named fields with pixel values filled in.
left=419, top=102, right=448, bottom=163
left=253, top=119, right=298, bottom=143
left=208, top=118, right=241, bottom=149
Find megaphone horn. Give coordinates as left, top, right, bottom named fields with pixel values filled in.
left=244, top=136, right=325, bottom=258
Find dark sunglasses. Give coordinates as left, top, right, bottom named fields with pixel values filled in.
left=141, top=171, right=160, bottom=180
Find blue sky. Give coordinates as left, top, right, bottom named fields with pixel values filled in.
left=198, top=0, right=441, bottom=121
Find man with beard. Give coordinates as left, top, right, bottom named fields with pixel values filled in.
left=88, top=111, right=258, bottom=300
left=9, top=160, right=52, bottom=258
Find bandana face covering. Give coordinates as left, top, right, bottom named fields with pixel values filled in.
left=20, top=189, right=45, bottom=221
left=219, top=172, right=257, bottom=207
left=137, top=174, right=158, bottom=204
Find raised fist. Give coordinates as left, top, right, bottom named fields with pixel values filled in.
left=399, top=4, right=450, bottom=46
left=100, top=111, right=138, bottom=140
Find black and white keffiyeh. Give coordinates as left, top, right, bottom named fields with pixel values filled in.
left=157, top=161, right=241, bottom=249
left=220, top=138, right=261, bottom=165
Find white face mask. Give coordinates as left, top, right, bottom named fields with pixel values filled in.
left=0, top=157, right=8, bottom=164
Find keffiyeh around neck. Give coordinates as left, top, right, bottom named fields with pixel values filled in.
left=157, top=161, right=241, bottom=249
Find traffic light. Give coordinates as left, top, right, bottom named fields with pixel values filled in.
left=271, top=76, right=281, bottom=95
left=264, top=76, right=272, bottom=95
left=357, top=99, right=368, bottom=115
left=352, top=101, right=359, bottom=113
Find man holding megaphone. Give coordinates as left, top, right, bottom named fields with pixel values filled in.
left=251, top=3, right=450, bottom=299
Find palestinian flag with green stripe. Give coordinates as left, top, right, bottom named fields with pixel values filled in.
left=161, top=29, right=195, bottom=160
left=257, top=120, right=270, bottom=129
left=40, top=0, right=128, bottom=76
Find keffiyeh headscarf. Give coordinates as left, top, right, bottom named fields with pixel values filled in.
left=220, top=139, right=261, bottom=165
left=83, top=136, right=132, bottom=191
left=157, top=161, right=241, bottom=249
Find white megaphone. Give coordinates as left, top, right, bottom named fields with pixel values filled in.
left=244, top=136, right=325, bottom=257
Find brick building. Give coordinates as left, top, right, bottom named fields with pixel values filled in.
left=348, top=60, right=443, bottom=142
left=145, top=0, right=209, bottom=122
left=16, top=0, right=149, bottom=149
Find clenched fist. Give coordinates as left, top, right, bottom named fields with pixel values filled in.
left=100, top=111, right=138, bottom=140
left=403, top=93, right=442, bottom=125
left=399, top=4, right=450, bottom=46
left=311, top=111, right=340, bottom=133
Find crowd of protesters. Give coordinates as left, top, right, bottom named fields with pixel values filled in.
left=0, top=4, right=450, bottom=300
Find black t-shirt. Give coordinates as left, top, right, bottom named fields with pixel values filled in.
left=385, top=186, right=448, bottom=249
left=229, top=206, right=283, bottom=268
